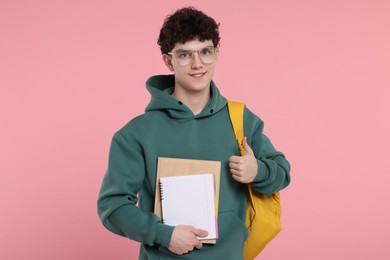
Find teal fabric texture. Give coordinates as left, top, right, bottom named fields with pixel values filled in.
left=97, top=74, right=290, bottom=259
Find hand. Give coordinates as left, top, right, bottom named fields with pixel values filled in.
left=229, top=136, right=258, bottom=183
left=168, top=225, right=208, bottom=255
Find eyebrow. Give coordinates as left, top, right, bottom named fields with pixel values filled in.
left=175, top=46, right=214, bottom=52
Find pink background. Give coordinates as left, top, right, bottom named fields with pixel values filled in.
left=1, top=0, right=389, bottom=259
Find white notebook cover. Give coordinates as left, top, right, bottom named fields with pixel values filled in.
left=159, top=174, right=218, bottom=240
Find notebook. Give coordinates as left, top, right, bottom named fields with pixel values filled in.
left=154, top=157, right=221, bottom=243
left=159, top=174, right=218, bottom=240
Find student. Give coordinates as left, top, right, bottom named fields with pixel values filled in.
left=98, top=6, right=291, bottom=259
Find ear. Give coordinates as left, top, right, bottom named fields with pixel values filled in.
left=162, top=54, right=174, bottom=72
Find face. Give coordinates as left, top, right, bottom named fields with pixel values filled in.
left=163, top=39, right=218, bottom=95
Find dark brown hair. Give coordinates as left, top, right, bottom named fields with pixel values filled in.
left=157, top=7, right=220, bottom=54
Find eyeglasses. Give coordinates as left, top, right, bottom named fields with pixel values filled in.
left=168, top=46, right=218, bottom=66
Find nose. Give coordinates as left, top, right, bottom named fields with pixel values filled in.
left=191, top=51, right=203, bottom=69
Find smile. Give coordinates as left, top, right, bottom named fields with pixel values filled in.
left=189, top=72, right=206, bottom=78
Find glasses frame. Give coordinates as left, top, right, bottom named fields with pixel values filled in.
left=167, top=46, right=219, bottom=66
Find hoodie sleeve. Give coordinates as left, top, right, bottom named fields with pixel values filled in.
left=244, top=108, right=291, bottom=196
left=97, top=131, right=174, bottom=247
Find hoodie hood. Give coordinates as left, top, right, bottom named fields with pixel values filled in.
left=145, top=74, right=227, bottom=119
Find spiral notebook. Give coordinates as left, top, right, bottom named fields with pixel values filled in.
left=159, top=174, right=218, bottom=240
left=154, top=157, right=221, bottom=244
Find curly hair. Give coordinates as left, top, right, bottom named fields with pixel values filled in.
left=157, top=7, right=220, bottom=54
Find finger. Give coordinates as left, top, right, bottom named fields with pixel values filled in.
left=229, top=156, right=243, bottom=164
left=231, top=173, right=242, bottom=182
left=229, top=161, right=244, bottom=172
left=229, top=162, right=241, bottom=170
left=242, top=136, right=254, bottom=155
left=230, top=168, right=241, bottom=176
left=192, top=228, right=208, bottom=238
left=194, top=240, right=203, bottom=250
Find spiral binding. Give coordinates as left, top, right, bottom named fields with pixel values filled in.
left=159, top=179, right=165, bottom=224
left=159, top=179, right=164, bottom=200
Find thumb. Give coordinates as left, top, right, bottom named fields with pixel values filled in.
left=193, top=228, right=209, bottom=238
left=242, top=136, right=254, bottom=156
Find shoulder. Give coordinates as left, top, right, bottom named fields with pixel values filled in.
left=243, top=105, right=265, bottom=134
left=227, top=100, right=265, bottom=134
left=115, top=110, right=166, bottom=139
left=244, top=105, right=264, bottom=123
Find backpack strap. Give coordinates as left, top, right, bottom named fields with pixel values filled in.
left=228, top=101, right=282, bottom=259
left=227, top=101, right=257, bottom=208
left=227, top=101, right=246, bottom=156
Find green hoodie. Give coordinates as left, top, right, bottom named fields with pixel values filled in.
left=98, top=74, right=291, bottom=259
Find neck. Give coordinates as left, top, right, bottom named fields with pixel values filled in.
left=173, top=87, right=210, bottom=115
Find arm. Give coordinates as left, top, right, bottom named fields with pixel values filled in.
left=97, top=132, right=208, bottom=253
left=97, top=131, right=173, bottom=247
left=229, top=108, right=291, bottom=196
left=250, top=131, right=291, bottom=196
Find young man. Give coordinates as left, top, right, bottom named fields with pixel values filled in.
left=98, top=7, right=291, bottom=259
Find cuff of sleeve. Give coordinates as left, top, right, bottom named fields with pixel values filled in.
left=154, top=223, right=175, bottom=248
left=254, top=159, right=270, bottom=183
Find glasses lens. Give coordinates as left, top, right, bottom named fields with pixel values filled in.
left=172, top=47, right=218, bottom=66
left=173, top=50, right=191, bottom=66
left=199, top=47, right=217, bottom=64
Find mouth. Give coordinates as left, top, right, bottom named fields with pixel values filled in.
left=189, top=72, right=207, bottom=79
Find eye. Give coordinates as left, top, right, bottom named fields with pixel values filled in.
left=201, top=48, right=214, bottom=56
left=177, top=51, right=190, bottom=59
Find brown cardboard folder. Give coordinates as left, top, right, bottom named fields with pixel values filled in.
left=154, top=157, right=221, bottom=244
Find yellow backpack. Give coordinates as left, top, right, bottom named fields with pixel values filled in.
left=227, top=101, right=282, bottom=260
